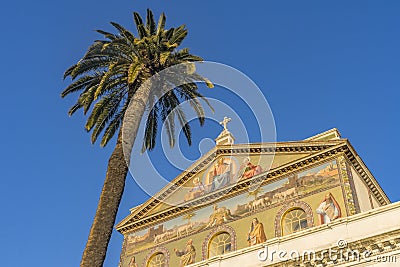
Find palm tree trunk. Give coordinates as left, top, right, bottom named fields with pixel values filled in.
left=80, top=83, right=151, bottom=267
left=80, top=131, right=128, bottom=267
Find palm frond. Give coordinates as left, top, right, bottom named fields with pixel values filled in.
left=90, top=94, right=122, bottom=143
left=69, top=58, right=112, bottom=79
left=95, top=29, right=118, bottom=40
left=100, top=100, right=128, bottom=147
left=61, top=75, right=100, bottom=97
left=172, top=100, right=191, bottom=146
left=68, top=102, right=82, bottom=116
left=110, top=22, right=136, bottom=45
left=142, top=105, right=158, bottom=152
left=169, top=25, right=188, bottom=46
left=146, top=9, right=156, bottom=35
left=93, top=63, right=130, bottom=100
left=159, top=95, right=175, bottom=148
left=128, top=62, right=142, bottom=84
left=157, top=12, right=166, bottom=34
left=133, top=12, right=147, bottom=39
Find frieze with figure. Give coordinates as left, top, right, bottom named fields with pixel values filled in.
left=174, top=155, right=265, bottom=203
left=124, top=159, right=341, bottom=255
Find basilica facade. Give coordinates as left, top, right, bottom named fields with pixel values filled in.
left=116, top=127, right=399, bottom=267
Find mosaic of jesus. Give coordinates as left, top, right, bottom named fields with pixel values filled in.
left=204, top=157, right=237, bottom=192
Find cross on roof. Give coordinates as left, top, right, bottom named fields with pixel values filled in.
left=219, top=116, right=231, bottom=131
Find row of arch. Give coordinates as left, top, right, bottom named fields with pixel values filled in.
left=140, top=201, right=314, bottom=267
left=141, top=225, right=236, bottom=267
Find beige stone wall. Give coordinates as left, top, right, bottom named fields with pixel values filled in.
left=350, top=166, right=381, bottom=212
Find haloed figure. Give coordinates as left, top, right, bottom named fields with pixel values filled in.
left=174, top=239, right=196, bottom=266
left=209, top=158, right=231, bottom=191
left=316, top=193, right=341, bottom=224
left=185, top=177, right=206, bottom=201
left=247, top=218, right=267, bottom=246
left=239, top=157, right=262, bottom=180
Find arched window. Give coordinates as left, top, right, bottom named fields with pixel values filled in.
left=274, top=201, right=314, bottom=237
left=202, top=225, right=237, bottom=260
left=208, top=232, right=232, bottom=258
left=281, top=208, right=308, bottom=235
left=146, top=252, right=166, bottom=267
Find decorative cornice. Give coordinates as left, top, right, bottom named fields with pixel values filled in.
left=341, top=140, right=390, bottom=206
left=266, top=228, right=400, bottom=267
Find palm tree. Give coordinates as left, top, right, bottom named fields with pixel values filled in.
left=62, top=9, right=213, bottom=267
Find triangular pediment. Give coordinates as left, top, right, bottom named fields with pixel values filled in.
left=116, top=131, right=353, bottom=231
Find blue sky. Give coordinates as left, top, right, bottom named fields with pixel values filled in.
left=1, top=1, right=400, bottom=266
